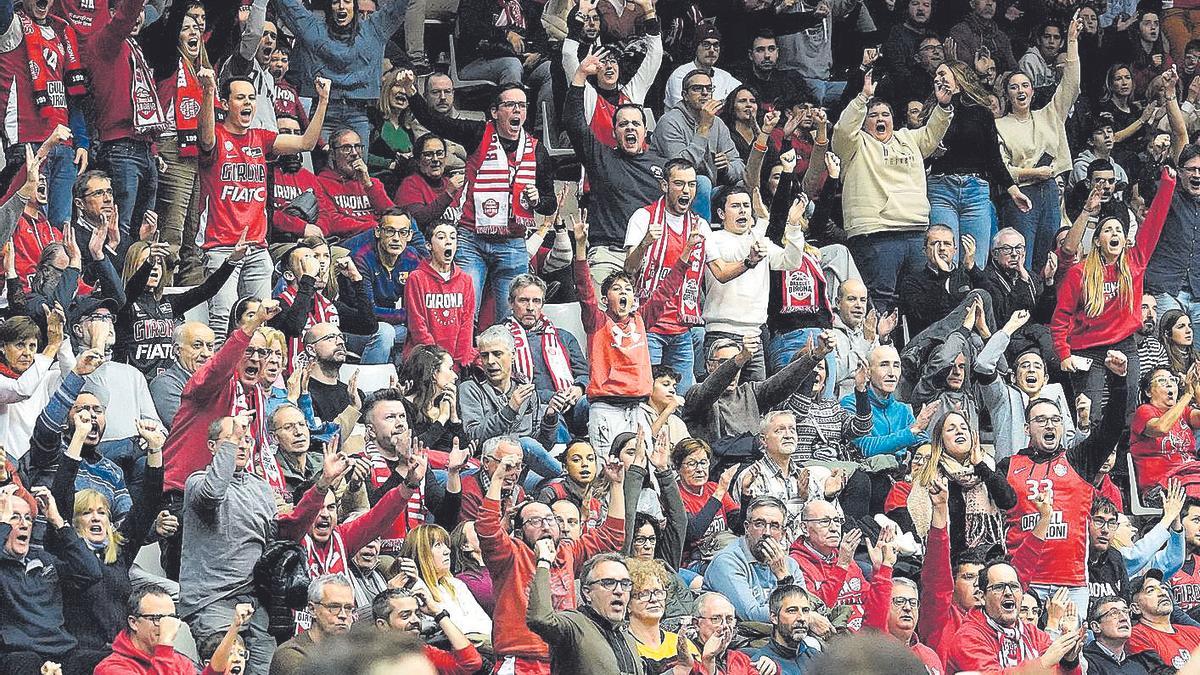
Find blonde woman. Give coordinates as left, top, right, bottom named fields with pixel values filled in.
left=1050, top=166, right=1175, bottom=423
left=909, top=411, right=1016, bottom=558
left=398, top=523, right=492, bottom=637
left=626, top=558, right=699, bottom=674
left=367, top=68, right=417, bottom=192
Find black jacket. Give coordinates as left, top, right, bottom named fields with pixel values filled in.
left=1082, top=640, right=1173, bottom=675
left=898, top=263, right=983, bottom=338
left=1088, top=546, right=1130, bottom=610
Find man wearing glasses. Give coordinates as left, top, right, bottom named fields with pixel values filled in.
left=703, top=496, right=805, bottom=623
left=788, top=499, right=876, bottom=632
left=394, top=134, right=464, bottom=235
left=314, top=128, right=397, bottom=238
left=95, top=587, right=245, bottom=675
left=1128, top=569, right=1200, bottom=667
left=859, top=576, right=944, bottom=674
left=654, top=71, right=746, bottom=208
left=347, top=209, right=425, bottom=353
left=664, top=26, right=742, bottom=109
left=1084, top=595, right=1171, bottom=673
left=271, top=575, right=356, bottom=674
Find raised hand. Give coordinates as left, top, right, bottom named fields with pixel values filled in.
left=837, top=528, right=862, bottom=568
left=1004, top=309, right=1031, bottom=334
left=314, top=77, right=332, bottom=100
left=862, top=71, right=876, bottom=98
left=911, top=400, right=941, bottom=433
left=153, top=509, right=179, bottom=538
left=136, top=418, right=166, bottom=451
left=405, top=442, right=430, bottom=485
left=73, top=348, right=106, bottom=376
left=318, top=439, right=351, bottom=489
left=30, top=486, right=63, bottom=528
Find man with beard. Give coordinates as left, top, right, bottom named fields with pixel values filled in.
left=505, top=273, right=589, bottom=432
left=270, top=575, right=356, bottom=675
left=898, top=224, right=983, bottom=337
left=828, top=279, right=898, bottom=399
left=950, top=561, right=1085, bottom=673
left=998, top=353, right=1129, bottom=621
left=197, top=69, right=329, bottom=341
left=703, top=496, right=805, bottom=622
left=269, top=115, right=324, bottom=242
left=0, top=308, right=70, bottom=461
left=664, top=26, right=743, bottom=109
left=347, top=209, right=425, bottom=352
left=736, top=32, right=813, bottom=111
left=565, top=53, right=667, bottom=289
left=880, top=0, right=933, bottom=87
left=477, top=447, right=626, bottom=674
left=1169, top=499, right=1200, bottom=621
left=394, top=135, right=464, bottom=234
left=1085, top=596, right=1170, bottom=674
left=1128, top=569, right=1200, bottom=667
left=315, top=129, right=396, bottom=238
left=373, top=585, right=483, bottom=675
left=833, top=71, right=952, bottom=313
left=1138, top=294, right=1171, bottom=378
left=0, top=485, right=106, bottom=673
left=181, top=414, right=349, bottom=675
left=741, top=585, right=821, bottom=674
left=149, top=322, right=215, bottom=429
left=653, top=74, right=745, bottom=198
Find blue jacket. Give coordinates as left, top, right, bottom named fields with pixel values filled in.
left=839, top=387, right=926, bottom=459
left=273, top=0, right=408, bottom=101
left=741, top=639, right=820, bottom=675
left=345, top=228, right=426, bottom=326
left=702, top=538, right=805, bottom=624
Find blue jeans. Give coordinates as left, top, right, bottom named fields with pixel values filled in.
left=344, top=322, right=399, bottom=365
left=800, top=78, right=847, bottom=108
left=456, top=228, right=529, bottom=323
left=96, top=138, right=158, bottom=258
left=1155, top=291, right=1200, bottom=328
left=693, top=175, right=713, bottom=222
left=848, top=231, right=924, bottom=312
left=999, top=178, right=1060, bottom=271
left=323, top=100, right=373, bottom=152
left=4, top=143, right=77, bottom=226
left=767, top=327, right=836, bottom=396
left=648, top=331, right=696, bottom=393
left=520, top=436, right=563, bottom=492
left=928, top=174, right=997, bottom=269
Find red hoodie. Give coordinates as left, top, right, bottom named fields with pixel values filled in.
left=789, top=539, right=871, bottom=632
left=94, top=630, right=216, bottom=675
left=945, top=608, right=1080, bottom=675
left=315, top=166, right=395, bottom=238
left=403, top=259, right=477, bottom=368
left=271, top=166, right=322, bottom=239
left=1051, top=169, right=1175, bottom=361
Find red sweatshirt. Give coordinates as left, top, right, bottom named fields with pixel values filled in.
left=95, top=630, right=217, bottom=675
left=475, top=495, right=624, bottom=662
left=1051, top=169, right=1175, bottom=361
left=945, top=609, right=1080, bottom=674
left=790, top=540, right=872, bottom=632
left=271, top=166, right=322, bottom=238
left=394, top=173, right=456, bottom=231
left=1128, top=621, right=1200, bottom=667
left=403, top=259, right=477, bottom=368
left=860, top=566, right=944, bottom=674
left=163, top=329, right=250, bottom=492
left=424, top=643, right=484, bottom=675
left=81, top=0, right=151, bottom=144
left=919, top=524, right=970, bottom=660
left=315, top=166, right=395, bottom=238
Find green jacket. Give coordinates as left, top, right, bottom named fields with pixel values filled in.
left=526, top=565, right=646, bottom=675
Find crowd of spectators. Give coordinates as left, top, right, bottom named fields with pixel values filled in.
left=11, top=0, right=1200, bottom=672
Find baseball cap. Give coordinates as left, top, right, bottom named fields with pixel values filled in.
left=67, top=295, right=120, bottom=326
left=1125, top=567, right=1165, bottom=603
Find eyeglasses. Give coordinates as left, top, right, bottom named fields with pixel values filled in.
left=498, top=100, right=528, bottom=110
left=588, top=578, right=634, bottom=591
left=84, top=313, right=114, bottom=323
left=135, top=613, right=179, bottom=625
left=244, top=347, right=272, bottom=359
left=1096, top=606, right=1131, bottom=620
left=420, top=149, right=446, bottom=160
left=748, top=519, right=784, bottom=533
left=522, top=516, right=559, bottom=528
left=85, top=188, right=115, bottom=198
left=334, top=143, right=364, bottom=154
left=919, top=43, right=944, bottom=52
left=699, top=615, right=738, bottom=626
left=273, top=421, right=307, bottom=434
left=308, top=332, right=346, bottom=346
left=1029, top=414, right=1063, bottom=426
left=1020, top=604, right=1042, bottom=616
left=633, top=588, right=668, bottom=601
left=7, top=513, right=33, bottom=524
left=803, top=516, right=845, bottom=528
left=699, top=40, right=721, bottom=49
left=1091, top=517, right=1119, bottom=531
left=633, top=535, right=657, bottom=546
left=994, top=244, right=1026, bottom=255
left=317, top=602, right=356, bottom=615
left=378, top=226, right=413, bottom=238
left=682, top=459, right=710, bottom=470
left=687, top=84, right=715, bottom=94
left=986, top=582, right=1022, bottom=595
left=891, top=597, right=918, bottom=609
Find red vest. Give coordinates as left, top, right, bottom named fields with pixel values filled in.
left=1005, top=452, right=1095, bottom=586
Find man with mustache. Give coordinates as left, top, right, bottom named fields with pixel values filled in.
left=736, top=31, right=813, bottom=111
left=1128, top=569, right=1200, bottom=666
left=373, top=585, right=483, bottom=674
left=1138, top=294, right=1171, bottom=378
left=149, top=321, right=216, bottom=429
left=1085, top=596, right=1170, bottom=674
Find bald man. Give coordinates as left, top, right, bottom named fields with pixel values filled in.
left=830, top=278, right=899, bottom=398
left=839, top=345, right=933, bottom=460
left=150, top=321, right=217, bottom=429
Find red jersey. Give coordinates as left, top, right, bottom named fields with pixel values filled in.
left=0, top=15, right=71, bottom=144
left=1005, top=451, right=1095, bottom=587
left=272, top=80, right=310, bottom=129
left=402, top=259, right=477, bottom=368
left=790, top=540, right=869, bottom=632
left=199, top=124, right=276, bottom=248
left=53, top=0, right=106, bottom=37
left=1171, top=555, right=1200, bottom=615
left=1131, top=403, right=1199, bottom=493
left=1128, top=622, right=1200, bottom=668
left=678, top=482, right=738, bottom=562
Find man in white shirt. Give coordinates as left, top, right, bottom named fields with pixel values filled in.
left=664, top=25, right=742, bottom=109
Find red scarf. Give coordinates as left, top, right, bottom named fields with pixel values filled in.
left=779, top=251, right=827, bottom=314
left=303, top=530, right=348, bottom=576
left=494, top=0, right=525, bottom=29
left=363, top=440, right=426, bottom=551
left=589, top=90, right=631, bottom=150
left=635, top=198, right=705, bottom=325
left=278, top=285, right=339, bottom=376
left=459, top=121, right=538, bottom=236
left=19, top=13, right=87, bottom=118
left=507, top=317, right=573, bottom=392
left=129, top=37, right=168, bottom=137
left=985, top=614, right=1040, bottom=669
left=229, top=380, right=287, bottom=498
left=173, top=58, right=203, bottom=157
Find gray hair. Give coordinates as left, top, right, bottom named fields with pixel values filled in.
left=893, top=576, right=920, bottom=596
left=508, top=273, right=548, bottom=304
left=696, top=592, right=734, bottom=616
left=481, top=435, right=521, bottom=461
left=579, top=551, right=627, bottom=586
left=269, top=402, right=304, bottom=429
left=476, top=324, right=515, bottom=352
left=991, top=227, right=1024, bottom=250
left=760, top=409, right=796, bottom=435
left=307, top=574, right=354, bottom=605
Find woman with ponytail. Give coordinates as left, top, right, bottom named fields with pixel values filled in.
left=1051, top=166, right=1177, bottom=423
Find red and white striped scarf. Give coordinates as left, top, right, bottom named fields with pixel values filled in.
left=985, top=614, right=1039, bottom=669
left=303, top=530, right=348, bottom=577
left=229, top=381, right=287, bottom=498
left=779, top=251, right=827, bottom=314
left=278, top=285, right=339, bottom=375
left=506, top=317, right=573, bottom=392
left=128, top=37, right=169, bottom=137
left=635, top=198, right=705, bottom=325
left=363, top=439, right=427, bottom=552
left=459, top=121, right=538, bottom=236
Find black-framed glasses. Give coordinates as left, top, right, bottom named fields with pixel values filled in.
left=699, top=615, right=738, bottom=626
left=135, top=613, right=178, bottom=625
left=1095, top=606, right=1130, bottom=620
left=522, top=516, right=558, bottom=528
left=85, top=188, right=115, bottom=198
left=698, top=40, right=721, bottom=49
left=986, top=582, right=1021, bottom=595
left=748, top=519, right=784, bottom=533
left=317, top=602, right=356, bottom=615
left=308, top=332, right=346, bottom=346
left=681, top=458, right=710, bottom=470
left=1091, top=517, right=1119, bottom=531
left=378, top=226, right=413, bottom=238
left=803, top=516, right=845, bottom=528
left=1029, top=414, right=1063, bottom=426
left=498, top=100, right=528, bottom=110
left=633, top=535, right=657, bottom=546
left=994, top=244, right=1026, bottom=255
left=244, top=347, right=272, bottom=359
left=334, top=143, right=365, bottom=154
left=588, top=578, right=634, bottom=591
left=633, top=588, right=668, bottom=601
left=891, top=597, right=918, bottom=609
left=420, top=149, right=447, bottom=160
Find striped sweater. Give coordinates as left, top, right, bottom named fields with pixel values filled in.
left=785, top=388, right=873, bottom=463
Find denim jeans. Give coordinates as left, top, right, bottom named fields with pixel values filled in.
left=1067, top=335, right=1139, bottom=425
left=928, top=174, right=997, bottom=269
left=203, top=246, right=274, bottom=341
left=648, top=330, right=696, bottom=393
left=96, top=138, right=158, bottom=258
left=767, top=327, right=837, bottom=396
left=520, top=435, right=564, bottom=492
left=344, top=321, right=398, bottom=365
left=847, top=231, right=924, bottom=312
left=323, top=100, right=373, bottom=152
left=187, top=595, right=275, bottom=675
left=3, top=143, right=77, bottom=227
left=999, top=178, right=1060, bottom=271
left=693, top=174, right=713, bottom=222
left=456, top=228, right=529, bottom=323
left=799, top=78, right=848, bottom=108
left=1155, top=291, right=1200, bottom=328
left=155, top=135, right=203, bottom=284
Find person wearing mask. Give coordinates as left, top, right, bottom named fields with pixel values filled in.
left=149, top=321, right=216, bottom=429
left=702, top=496, right=806, bottom=623
left=316, top=129, right=398, bottom=238
left=94, top=589, right=247, bottom=675
left=1085, top=595, right=1171, bottom=674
